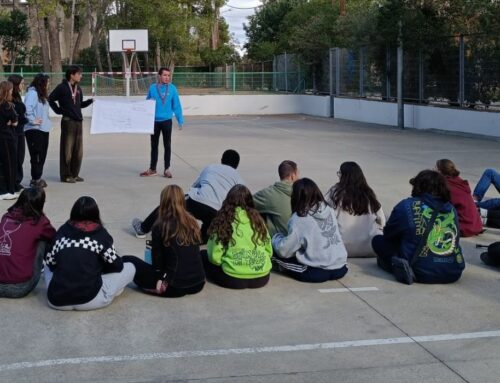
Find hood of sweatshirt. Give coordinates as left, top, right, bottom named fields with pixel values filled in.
left=419, top=193, right=454, bottom=213
left=308, top=202, right=333, bottom=221
left=273, top=181, right=293, bottom=197
left=445, top=176, right=472, bottom=193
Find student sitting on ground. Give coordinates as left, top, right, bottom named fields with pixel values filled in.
left=0, top=188, right=55, bottom=298
left=203, top=184, right=272, bottom=289
left=272, top=178, right=348, bottom=283
left=372, top=170, right=465, bottom=284
left=44, top=196, right=135, bottom=310
left=253, top=160, right=299, bottom=237
left=133, top=149, right=244, bottom=243
left=435, top=159, right=482, bottom=237
left=123, top=185, right=205, bottom=298
left=325, top=161, right=385, bottom=257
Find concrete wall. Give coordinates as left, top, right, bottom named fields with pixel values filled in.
left=66, top=94, right=499, bottom=138
left=334, top=98, right=500, bottom=138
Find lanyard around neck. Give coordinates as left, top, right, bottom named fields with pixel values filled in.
left=156, top=83, right=170, bottom=105
left=68, top=82, right=78, bottom=105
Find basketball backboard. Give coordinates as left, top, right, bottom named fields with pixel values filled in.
left=109, top=29, right=149, bottom=52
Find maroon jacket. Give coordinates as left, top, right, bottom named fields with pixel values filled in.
left=445, top=176, right=483, bottom=237
left=0, top=209, right=56, bottom=283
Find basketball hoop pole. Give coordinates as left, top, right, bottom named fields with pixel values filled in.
left=122, top=50, right=136, bottom=97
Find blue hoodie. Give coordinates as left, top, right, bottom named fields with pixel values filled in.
left=24, top=86, right=52, bottom=133
left=146, top=82, right=184, bottom=124
left=383, top=193, right=465, bottom=283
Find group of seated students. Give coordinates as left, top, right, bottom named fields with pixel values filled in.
left=1, top=149, right=500, bottom=310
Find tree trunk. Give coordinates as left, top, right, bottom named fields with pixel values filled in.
left=47, top=14, right=62, bottom=73
left=10, top=51, right=16, bottom=72
left=33, top=6, right=51, bottom=73
left=155, top=41, right=161, bottom=70
left=87, top=0, right=103, bottom=71
left=105, top=41, right=113, bottom=72
left=144, top=52, right=150, bottom=72
left=69, top=0, right=76, bottom=64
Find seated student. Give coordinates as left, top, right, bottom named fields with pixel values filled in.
left=44, top=196, right=135, bottom=310
left=253, top=160, right=299, bottom=237
left=272, top=178, right=348, bottom=283
left=0, top=188, right=55, bottom=298
left=123, top=185, right=205, bottom=297
left=435, top=159, right=482, bottom=237
left=325, top=161, right=385, bottom=257
left=203, top=184, right=272, bottom=289
left=473, top=168, right=500, bottom=210
left=372, top=170, right=465, bottom=284
left=133, top=149, right=244, bottom=242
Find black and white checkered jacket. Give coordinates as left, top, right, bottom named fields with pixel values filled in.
left=45, top=221, right=124, bottom=306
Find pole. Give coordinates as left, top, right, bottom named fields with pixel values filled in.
left=397, top=21, right=404, bottom=129
left=419, top=49, right=424, bottom=103
left=359, top=47, right=364, bottom=97
left=232, top=62, right=236, bottom=94
left=329, top=48, right=334, bottom=118
left=284, top=52, right=288, bottom=93
left=459, top=34, right=465, bottom=107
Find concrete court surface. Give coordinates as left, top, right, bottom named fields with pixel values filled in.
left=1, top=114, right=500, bottom=383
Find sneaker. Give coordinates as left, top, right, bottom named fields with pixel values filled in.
left=64, top=177, right=76, bottom=183
left=391, top=256, right=415, bottom=285
left=164, top=169, right=173, bottom=178
left=140, top=169, right=157, bottom=177
left=37, top=179, right=48, bottom=188
left=15, top=184, right=24, bottom=193
left=0, top=193, right=18, bottom=200
left=74, top=176, right=84, bottom=182
left=480, top=252, right=500, bottom=267
left=132, top=218, right=146, bottom=238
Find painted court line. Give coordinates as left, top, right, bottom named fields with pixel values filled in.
left=318, top=287, right=379, bottom=293
left=1, top=330, right=500, bottom=372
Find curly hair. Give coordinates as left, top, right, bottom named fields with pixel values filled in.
left=410, top=170, right=451, bottom=202
left=208, top=184, right=268, bottom=249
left=154, top=185, right=201, bottom=247
left=330, top=161, right=381, bottom=215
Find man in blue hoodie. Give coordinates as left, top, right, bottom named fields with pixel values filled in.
left=372, top=170, right=465, bottom=284
left=140, top=67, right=183, bottom=178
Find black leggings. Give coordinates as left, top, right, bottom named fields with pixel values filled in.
left=122, top=255, right=204, bottom=298
left=25, top=130, right=49, bottom=181
left=201, top=250, right=270, bottom=289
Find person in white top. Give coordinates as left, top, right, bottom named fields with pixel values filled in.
left=325, top=162, right=385, bottom=258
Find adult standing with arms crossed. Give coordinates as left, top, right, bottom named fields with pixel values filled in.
left=49, top=65, right=93, bottom=183
left=140, top=67, right=183, bottom=178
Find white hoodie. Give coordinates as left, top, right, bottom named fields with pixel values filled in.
left=272, top=202, right=347, bottom=270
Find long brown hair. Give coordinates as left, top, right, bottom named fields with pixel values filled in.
left=7, top=75, right=23, bottom=103
left=291, top=178, right=326, bottom=217
left=208, top=184, right=269, bottom=249
left=154, top=185, right=201, bottom=246
left=0, top=81, right=14, bottom=107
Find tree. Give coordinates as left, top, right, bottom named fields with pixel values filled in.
left=0, top=9, right=30, bottom=72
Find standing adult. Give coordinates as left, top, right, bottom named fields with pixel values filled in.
left=49, top=65, right=93, bottom=183
left=7, top=75, right=27, bottom=193
left=0, top=81, right=19, bottom=200
left=24, top=74, right=51, bottom=188
left=140, top=67, right=184, bottom=178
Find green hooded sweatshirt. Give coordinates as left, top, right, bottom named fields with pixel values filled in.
left=207, top=207, right=272, bottom=279
left=253, top=181, right=293, bottom=237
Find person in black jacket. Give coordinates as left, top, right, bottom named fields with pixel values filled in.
left=44, top=196, right=135, bottom=310
left=48, top=65, right=93, bottom=183
left=123, top=185, right=205, bottom=298
left=0, top=81, right=19, bottom=200
left=7, top=75, right=27, bottom=193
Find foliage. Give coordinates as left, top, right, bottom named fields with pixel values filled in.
left=0, top=9, right=30, bottom=70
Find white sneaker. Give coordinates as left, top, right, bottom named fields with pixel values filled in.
left=132, top=218, right=147, bottom=239
left=0, top=193, right=17, bottom=200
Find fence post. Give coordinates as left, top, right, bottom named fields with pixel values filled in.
left=329, top=48, right=334, bottom=118
left=232, top=63, right=236, bottom=94
left=459, top=34, right=465, bottom=107
left=397, top=22, right=404, bottom=129
left=419, top=49, right=424, bottom=103
left=284, top=52, right=288, bottom=93
left=335, top=48, right=341, bottom=96
left=262, top=62, right=264, bottom=90
left=359, top=47, right=365, bottom=97
left=386, top=47, right=391, bottom=100
left=273, top=56, right=277, bottom=91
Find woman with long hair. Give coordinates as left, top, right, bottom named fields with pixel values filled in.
left=123, top=185, right=205, bottom=297
left=7, top=75, right=27, bottom=192
left=372, top=170, right=465, bottom=284
left=204, top=184, right=272, bottom=289
left=435, top=159, right=482, bottom=237
left=24, top=74, right=51, bottom=188
left=273, top=178, right=348, bottom=283
left=325, top=161, right=385, bottom=257
left=44, top=196, right=135, bottom=310
left=0, top=80, right=19, bottom=200
left=0, top=188, right=56, bottom=298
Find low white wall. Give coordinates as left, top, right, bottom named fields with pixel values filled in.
left=334, top=98, right=500, bottom=138
left=66, top=94, right=331, bottom=118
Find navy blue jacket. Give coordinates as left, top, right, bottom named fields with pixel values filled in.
left=384, top=193, right=465, bottom=283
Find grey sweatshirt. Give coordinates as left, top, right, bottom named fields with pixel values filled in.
left=272, top=202, right=347, bottom=270
left=187, top=164, right=244, bottom=210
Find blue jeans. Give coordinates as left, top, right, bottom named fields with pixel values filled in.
left=473, top=169, right=500, bottom=209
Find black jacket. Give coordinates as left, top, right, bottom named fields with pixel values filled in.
left=0, top=102, right=18, bottom=140
left=48, top=80, right=93, bottom=121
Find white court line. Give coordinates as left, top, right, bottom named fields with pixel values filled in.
left=318, top=287, right=379, bottom=293
left=1, top=330, right=500, bottom=372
